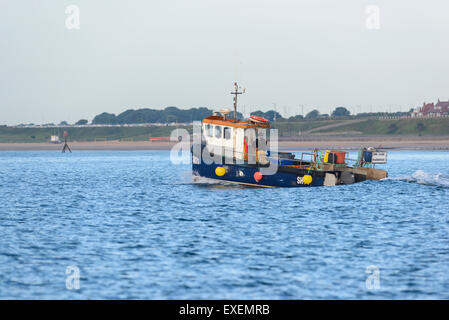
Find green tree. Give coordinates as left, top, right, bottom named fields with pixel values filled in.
left=75, top=119, right=88, bottom=125
left=288, top=115, right=304, bottom=121
left=331, top=107, right=350, bottom=117
left=92, top=112, right=117, bottom=124
left=166, top=115, right=177, bottom=123
left=305, top=109, right=320, bottom=119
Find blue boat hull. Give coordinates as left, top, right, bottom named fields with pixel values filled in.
left=192, top=162, right=325, bottom=187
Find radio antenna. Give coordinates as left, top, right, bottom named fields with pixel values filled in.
left=231, top=82, right=244, bottom=121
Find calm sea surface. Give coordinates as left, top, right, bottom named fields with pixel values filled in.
left=1, top=150, right=449, bottom=299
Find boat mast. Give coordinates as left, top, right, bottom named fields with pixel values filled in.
left=231, top=82, right=243, bottom=121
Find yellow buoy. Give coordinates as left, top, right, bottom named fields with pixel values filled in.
left=302, top=174, right=313, bottom=185
left=324, top=150, right=330, bottom=163
left=215, top=166, right=226, bottom=176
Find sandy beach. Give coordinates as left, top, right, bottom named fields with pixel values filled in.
left=1, top=137, right=449, bottom=151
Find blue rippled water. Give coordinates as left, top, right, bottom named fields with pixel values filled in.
left=1, top=150, right=449, bottom=299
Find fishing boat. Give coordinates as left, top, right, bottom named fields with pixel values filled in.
left=191, top=83, right=388, bottom=187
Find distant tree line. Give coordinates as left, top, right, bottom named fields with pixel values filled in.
left=272, top=107, right=412, bottom=122
left=250, top=107, right=350, bottom=122
left=92, top=107, right=214, bottom=124
left=48, top=106, right=413, bottom=126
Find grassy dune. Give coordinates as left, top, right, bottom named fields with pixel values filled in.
left=1, top=118, right=449, bottom=143
left=0, top=126, right=191, bottom=143
left=311, top=118, right=449, bottom=135
left=271, top=120, right=347, bottom=136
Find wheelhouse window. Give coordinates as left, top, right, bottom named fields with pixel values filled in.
left=224, top=127, right=231, bottom=140
left=215, top=125, right=222, bottom=138
left=205, top=124, right=213, bottom=137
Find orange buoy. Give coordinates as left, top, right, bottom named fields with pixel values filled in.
left=254, top=171, right=263, bottom=182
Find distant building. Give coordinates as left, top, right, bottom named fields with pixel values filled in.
left=436, top=99, right=449, bottom=112
left=50, top=135, right=61, bottom=144
left=412, top=99, right=449, bottom=117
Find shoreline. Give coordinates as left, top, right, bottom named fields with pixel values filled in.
left=1, top=138, right=449, bottom=151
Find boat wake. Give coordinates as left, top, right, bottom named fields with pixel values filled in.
left=191, top=176, right=251, bottom=189
left=174, top=173, right=246, bottom=188
left=393, top=170, right=449, bottom=188
left=192, top=176, right=221, bottom=185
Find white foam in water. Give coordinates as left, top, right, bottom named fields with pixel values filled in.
left=191, top=176, right=218, bottom=185
left=174, top=171, right=237, bottom=186
left=190, top=175, right=247, bottom=188
left=397, top=170, right=449, bottom=188
left=175, top=171, right=227, bottom=186
left=176, top=170, right=196, bottom=184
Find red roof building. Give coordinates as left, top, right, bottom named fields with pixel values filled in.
left=436, top=99, right=449, bottom=112
left=412, top=99, right=449, bottom=117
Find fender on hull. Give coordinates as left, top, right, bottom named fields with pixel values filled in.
left=192, top=163, right=325, bottom=187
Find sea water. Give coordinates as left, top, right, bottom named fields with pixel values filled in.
left=0, top=150, right=449, bottom=299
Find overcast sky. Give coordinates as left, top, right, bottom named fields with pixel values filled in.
left=1, top=0, right=448, bottom=125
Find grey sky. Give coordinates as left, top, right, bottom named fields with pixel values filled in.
left=1, top=0, right=448, bottom=125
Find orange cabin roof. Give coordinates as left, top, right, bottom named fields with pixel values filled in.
left=202, top=115, right=270, bottom=129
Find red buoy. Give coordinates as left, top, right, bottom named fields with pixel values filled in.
left=254, top=171, right=263, bottom=182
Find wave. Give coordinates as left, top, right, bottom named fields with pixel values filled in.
left=192, top=176, right=219, bottom=185
left=191, top=176, right=251, bottom=189
left=393, top=170, right=449, bottom=188
left=174, top=173, right=241, bottom=188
